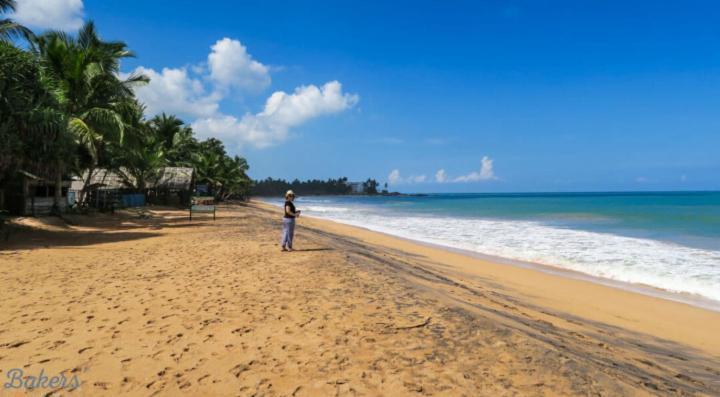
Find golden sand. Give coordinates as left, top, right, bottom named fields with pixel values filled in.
left=0, top=202, right=718, bottom=396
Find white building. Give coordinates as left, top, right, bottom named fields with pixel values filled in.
left=348, top=182, right=364, bottom=194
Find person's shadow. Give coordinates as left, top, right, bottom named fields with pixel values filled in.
left=291, top=248, right=334, bottom=252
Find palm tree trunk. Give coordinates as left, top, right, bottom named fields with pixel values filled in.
left=79, top=166, right=96, bottom=206
left=52, top=162, right=63, bottom=214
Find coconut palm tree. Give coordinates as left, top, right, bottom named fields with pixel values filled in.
left=189, top=138, right=251, bottom=199
left=0, top=40, right=73, bottom=212
left=32, top=21, right=148, bottom=203
left=191, top=139, right=226, bottom=194
left=217, top=155, right=250, bottom=199
left=0, top=0, right=33, bottom=43
left=150, top=113, right=184, bottom=149
left=149, top=113, right=198, bottom=165
left=111, top=101, right=166, bottom=191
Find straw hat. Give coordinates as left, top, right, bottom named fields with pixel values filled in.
left=285, top=190, right=295, bottom=198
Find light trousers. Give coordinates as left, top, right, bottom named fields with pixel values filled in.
left=281, top=217, right=295, bottom=248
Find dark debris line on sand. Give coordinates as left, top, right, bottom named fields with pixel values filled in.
left=246, top=204, right=720, bottom=397
left=2, top=204, right=718, bottom=396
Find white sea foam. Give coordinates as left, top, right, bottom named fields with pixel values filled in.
left=302, top=206, right=350, bottom=213
left=292, top=202, right=720, bottom=303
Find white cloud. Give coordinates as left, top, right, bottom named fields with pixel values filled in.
left=12, top=0, right=84, bottom=31
left=388, top=157, right=497, bottom=185
left=122, top=66, right=220, bottom=118
left=124, top=37, right=357, bottom=149
left=192, top=81, right=358, bottom=148
left=411, top=175, right=427, bottom=183
left=453, top=156, right=497, bottom=182
left=208, top=38, right=271, bottom=92
left=388, top=169, right=401, bottom=184
left=435, top=169, right=447, bottom=183
left=386, top=169, right=427, bottom=184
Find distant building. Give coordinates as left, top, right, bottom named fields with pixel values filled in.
left=153, top=167, right=194, bottom=191
left=74, top=167, right=195, bottom=209
left=3, top=170, right=71, bottom=216
left=348, top=182, right=364, bottom=194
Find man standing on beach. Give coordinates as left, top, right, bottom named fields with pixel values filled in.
left=281, top=190, right=300, bottom=251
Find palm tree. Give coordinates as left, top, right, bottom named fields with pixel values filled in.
left=149, top=113, right=198, bottom=165
left=0, top=41, right=71, bottom=213
left=191, top=140, right=226, bottom=195
left=32, top=21, right=148, bottom=204
left=150, top=113, right=183, bottom=149
left=111, top=101, right=166, bottom=191
left=216, top=155, right=250, bottom=199
left=0, top=0, right=33, bottom=43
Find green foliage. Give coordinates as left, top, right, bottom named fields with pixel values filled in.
left=150, top=113, right=197, bottom=165
left=32, top=21, right=146, bottom=174
left=0, top=0, right=34, bottom=43
left=0, top=20, right=253, bottom=210
left=0, top=42, right=70, bottom=181
left=252, top=177, right=353, bottom=196
left=191, top=138, right=251, bottom=199
left=109, top=100, right=165, bottom=190
left=363, top=178, right=379, bottom=195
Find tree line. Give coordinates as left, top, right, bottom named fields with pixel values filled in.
left=252, top=177, right=382, bottom=196
left=0, top=0, right=251, bottom=213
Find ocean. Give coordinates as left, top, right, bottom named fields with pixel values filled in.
left=260, top=192, right=720, bottom=306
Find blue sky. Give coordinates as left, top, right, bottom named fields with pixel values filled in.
left=9, top=0, right=720, bottom=192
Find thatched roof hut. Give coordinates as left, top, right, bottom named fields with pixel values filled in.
left=76, top=167, right=194, bottom=191
left=151, top=167, right=194, bottom=191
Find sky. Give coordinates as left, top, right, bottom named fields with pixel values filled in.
left=7, top=0, right=720, bottom=192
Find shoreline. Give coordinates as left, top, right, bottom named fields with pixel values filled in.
left=1, top=203, right=719, bottom=395
left=255, top=199, right=720, bottom=313
left=325, top=219, right=720, bottom=313
left=253, top=200, right=720, bottom=356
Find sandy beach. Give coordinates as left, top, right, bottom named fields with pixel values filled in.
left=1, top=201, right=719, bottom=396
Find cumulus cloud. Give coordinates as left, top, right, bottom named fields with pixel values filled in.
left=123, top=37, right=357, bottom=149
left=388, top=169, right=401, bottom=184
left=453, top=156, right=497, bottom=182
left=192, top=81, right=358, bottom=148
left=122, top=66, right=220, bottom=118
left=388, top=157, right=497, bottom=185
left=208, top=38, right=271, bottom=92
left=435, top=169, right=447, bottom=183
left=124, top=38, right=269, bottom=118
left=12, top=0, right=84, bottom=31
left=386, top=169, right=427, bottom=185
left=411, top=175, right=427, bottom=183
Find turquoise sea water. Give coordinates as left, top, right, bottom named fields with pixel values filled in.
left=262, top=192, right=720, bottom=304
left=320, top=192, right=720, bottom=248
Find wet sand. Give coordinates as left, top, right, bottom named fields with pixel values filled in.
left=0, top=202, right=718, bottom=396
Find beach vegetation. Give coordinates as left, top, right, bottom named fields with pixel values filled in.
left=252, top=177, right=382, bottom=196
left=0, top=8, right=252, bottom=214
left=0, top=0, right=33, bottom=43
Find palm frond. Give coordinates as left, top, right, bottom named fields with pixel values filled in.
left=0, top=0, right=17, bottom=13
left=122, top=71, right=149, bottom=86
left=83, top=107, right=125, bottom=143
left=68, top=117, right=100, bottom=160
left=0, top=19, right=34, bottom=43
